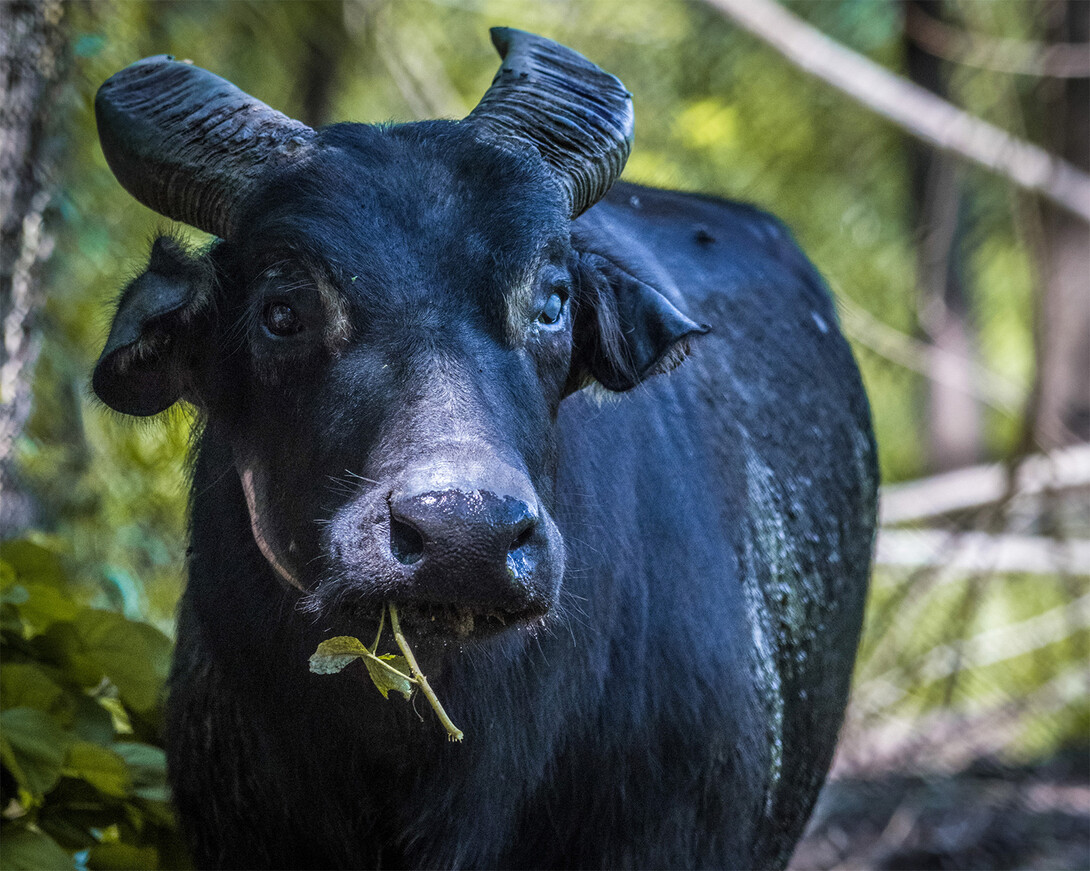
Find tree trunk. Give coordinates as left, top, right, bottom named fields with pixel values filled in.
left=1034, top=0, right=1090, bottom=448
left=0, top=0, right=66, bottom=534
left=904, top=0, right=984, bottom=472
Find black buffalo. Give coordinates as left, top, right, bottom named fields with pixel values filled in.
left=93, top=29, right=877, bottom=870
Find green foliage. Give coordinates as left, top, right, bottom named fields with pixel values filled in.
left=0, top=538, right=188, bottom=871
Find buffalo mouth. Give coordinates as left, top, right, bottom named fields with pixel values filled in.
left=323, top=596, right=551, bottom=645
left=392, top=600, right=550, bottom=642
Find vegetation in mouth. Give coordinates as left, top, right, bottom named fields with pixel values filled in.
left=308, top=601, right=464, bottom=742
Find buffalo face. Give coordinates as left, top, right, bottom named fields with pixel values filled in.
left=92, top=31, right=706, bottom=640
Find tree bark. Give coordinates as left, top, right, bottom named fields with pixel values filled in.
left=905, top=0, right=984, bottom=472
left=0, top=0, right=66, bottom=534
left=1034, top=0, right=1090, bottom=448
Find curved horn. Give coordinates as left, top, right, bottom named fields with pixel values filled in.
left=95, top=55, right=316, bottom=238
left=467, top=28, right=634, bottom=218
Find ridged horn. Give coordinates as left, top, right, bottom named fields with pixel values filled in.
left=95, top=55, right=316, bottom=239
left=467, top=28, right=634, bottom=218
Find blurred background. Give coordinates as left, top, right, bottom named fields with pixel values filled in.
left=2, top=1, right=1087, bottom=868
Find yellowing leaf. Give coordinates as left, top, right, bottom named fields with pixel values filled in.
left=365, top=655, right=413, bottom=700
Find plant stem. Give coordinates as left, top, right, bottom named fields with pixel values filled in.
left=371, top=606, right=386, bottom=651
left=388, top=602, right=464, bottom=742
left=359, top=648, right=413, bottom=685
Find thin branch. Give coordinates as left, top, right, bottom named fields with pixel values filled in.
left=880, top=443, right=1090, bottom=524
left=905, top=3, right=1090, bottom=79
left=704, top=0, right=1090, bottom=222
left=876, top=527, right=1090, bottom=575
left=388, top=603, right=464, bottom=742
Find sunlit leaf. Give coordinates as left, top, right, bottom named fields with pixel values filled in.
left=63, top=741, right=131, bottom=798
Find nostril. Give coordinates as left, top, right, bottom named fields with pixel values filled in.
left=390, top=517, right=425, bottom=565
left=508, top=517, right=536, bottom=554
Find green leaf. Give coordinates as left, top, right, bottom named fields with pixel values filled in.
left=0, top=708, right=70, bottom=800
left=74, top=610, right=171, bottom=713
left=366, top=655, right=413, bottom=700
left=112, top=743, right=169, bottom=803
left=14, top=584, right=81, bottom=637
left=309, top=636, right=414, bottom=700
left=0, top=538, right=67, bottom=588
left=63, top=741, right=132, bottom=798
left=0, top=823, right=75, bottom=871
left=0, top=664, right=67, bottom=717
left=87, top=842, right=159, bottom=871
left=308, top=636, right=370, bottom=675
left=37, top=611, right=170, bottom=713
left=70, top=695, right=117, bottom=745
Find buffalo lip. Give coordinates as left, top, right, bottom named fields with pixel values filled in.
left=395, top=600, right=549, bottom=642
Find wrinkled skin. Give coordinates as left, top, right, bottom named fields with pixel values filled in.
left=96, top=120, right=878, bottom=870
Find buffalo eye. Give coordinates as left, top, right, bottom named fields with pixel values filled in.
left=264, top=301, right=303, bottom=337
left=537, top=290, right=566, bottom=326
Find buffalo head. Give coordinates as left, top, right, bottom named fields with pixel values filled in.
left=93, top=29, right=707, bottom=639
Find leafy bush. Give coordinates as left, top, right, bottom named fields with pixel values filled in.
left=0, top=536, right=188, bottom=870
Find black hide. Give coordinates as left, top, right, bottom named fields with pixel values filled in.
left=96, top=119, right=877, bottom=869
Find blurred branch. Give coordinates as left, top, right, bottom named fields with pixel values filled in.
left=857, top=593, right=1090, bottom=718
left=838, top=295, right=1023, bottom=414
left=925, top=591, right=1088, bottom=683
left=705, top=0, right=1090, bottom=222
left=880, top=443, right=1090, bottom=524
left=904, top=3, right=1090, bottom=78
left=876, top=527, right=1090, bottom=574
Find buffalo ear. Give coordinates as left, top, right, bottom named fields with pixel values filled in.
left=93, top=236, right=214, bottom=416
left=570, top=252, right=710, bottom=393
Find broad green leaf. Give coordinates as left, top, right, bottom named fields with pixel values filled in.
left=13, top=583, right=81, bottom=636
left=0, top=708, right=70, bottom=800
left=74, top=610, right=171, bottom=713
left=0, top=538, right=67, bottom=588
left=308, top=636, right=370, bottom=675
left=365, top=655, right=413, bottom=701
left=37, top=611, right=170, bottom=713
left=87, top=842, right=159, bottom=870
left=0, top=663, right=67, bottom=717
left=0, top=824, right=75, bottom=871
left=63, top=741, right=132, bottom=798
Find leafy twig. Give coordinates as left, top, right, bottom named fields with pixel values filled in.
left=388, top=602, right=464, bottom=742
left=308, top=602, right=464, bottom=742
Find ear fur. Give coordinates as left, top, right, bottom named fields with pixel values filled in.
left=93, top=235, right=214, bottom=416
left=569, top=251, right=709, bottom=393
